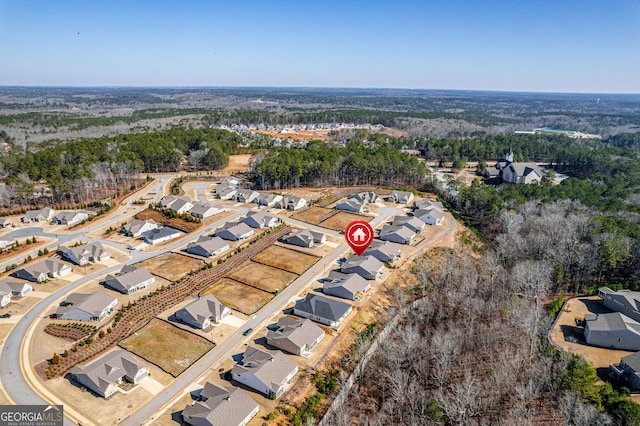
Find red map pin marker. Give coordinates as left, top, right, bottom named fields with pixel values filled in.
left=345, top=220, right=374, bottom=256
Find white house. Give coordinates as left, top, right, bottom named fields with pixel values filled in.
left=0, top=291, right=11, bottom=308
left=414, top=208, right=445, bottom=225
left=121, top=219, right=160, bottom=237
left=142, top=227, right=182, bottom=244
left=230, top=346, right=298, bottom=399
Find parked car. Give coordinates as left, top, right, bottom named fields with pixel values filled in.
left=242, top=328, right=253, bottom=336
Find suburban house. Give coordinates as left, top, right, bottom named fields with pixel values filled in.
left=0, top=218, right=12, bottom=228
left=121, top=219, right=160, bottom=237
left=293, top=293, right=353, bottom=327
left=0, top=280, right=32, bottom=297
left=51, top=210, right=91, bottom=226
left=599, top=287, right=640, bottom=323
left=266, top=317, right=325, bottom=356
left=189, top=203, right=223, bottom=219
left=182, top=382, right=259, bottom=426
left=0, top=291, right=11, bottom=307
left=388, top=190, right=414, bottom=204
left=353, top=191, right=381, bottom=203
left=501, top=162, right=543, bottom=184
left=0, top=238, right=16, bottom=249
left=230, top=346, right=298, bottom=399
left=282, top=229, right=326, bottom=248
left=71, top=349, right=148, bottom=398
left=414, top=208, right=445, bottom=225
left=12, top=259, right=72, bottom=282
left=216, top=184, right=238, bottom=200
left=142, top=226, right=182, bottom=245
left=255, top=192, right=283, bottom=207
left=392, top=215, right=425, bottom=233
left=60, top=242, right=111, bottom=266
left=240, top=211, right=280, bottom=229
left=323, top=270, right=371, bottom=301
left=282, top=195, right=307, bottom=210
left=186, top=236, right=229, bottom=258
left=363, top=240, right=400, bottom=263
left=235, top=189, right=260, bottom=204
left=619, top=352, right=640, bottom=390
left=335, top=198, right=365, bottom=213
left=56, top=291, right=118, bottom=322
left=215, top=222, right=254, bottom=241
left=159, top=195, right=194, bottom=214
left=21, top=207, right=55, bottom=223
left=413, top=199, right=443, bottom=211
left=584, top=312, right=640, bottom=351
left=340, top=254, right=384, bottom=280
left=104, top=266, right=155, bottom=294
left=379, top=224, right=416, bottom=245
left=175, top=295, right=231, bottom=330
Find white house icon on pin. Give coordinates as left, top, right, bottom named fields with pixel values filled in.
left=352, top=228, right=366, bottom=242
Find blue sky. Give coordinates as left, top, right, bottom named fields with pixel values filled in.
left=1, top=0, right=638, bottom=93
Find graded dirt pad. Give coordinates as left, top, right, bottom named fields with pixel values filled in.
left=291, top=206, right=335, bottom=224
left=252, top=245, right=320, bottom=275
left=202, top=278, right=274, bottom=315
left=134, top=252, right=204, bottom=282
left=119, top=318, right=213, bottom=377
left=220, top=153, right=253, bottom=172
left=227, top=261, right=298, bottom=293
left=320, top=211, right=372, bottom=231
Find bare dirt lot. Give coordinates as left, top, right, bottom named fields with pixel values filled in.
left=291, top=206, right=335, bottom=224
left=202, top=278, right=274, bottom=315
left=119, top=318, right=214, bottom=377
left=220, top=153, right=253, bottom=173
left=320, top=211, right=372, bottom=231
left=252, top=245, right=320, bottom=275
left=227, top=261, right=298, bottom=293
left=134, top=252, right=204, bottom=282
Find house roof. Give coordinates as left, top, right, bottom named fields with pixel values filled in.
left=267, top=317, right=324, bottom=353
left=57, top=291, right=117, bottom=318
left=183, top=383, right=258, bottom=426
left=53, top=210, right=90, bottom=222
left=364, top=240, right=399, bottom=258
left=105, top=267, right=154, bottom=292
left=177, top=295, right=228, bottom=326
left=392, top=215, right=425, bottom=230
left=71, top=349, right=146, bottom=394
left=587, top=312, right=640, bottom=334
left=257, top=192, right=282, bottom=203
left=389, top=190, right=413, bottom=203
left=324, top=271, right=370, bottom=297
left=241, top=211, right=278, bottom=227
left=159, top=195, right=192, bottom=209
left=621, top=351, right=640, bottom=372
left=0, top=280, right=30, bottom=293
left=414, top=208, right=445, bottom=220
left=235, top=189, right=258, bottom=200
left=189, top=203, right=221, bottom=217
left=600, top=287, right=640, bottom=313
left=336, top=198, right=365, bottom=211
left=353, top=191, right=380, bottom=203
left=231, top=346, right=298, bottom=394
left=122, top=219, right=158, bottom=235
left=413, top=199, right=443, bottom=211
left=507, top=162, right=542, bottom=178
left=216, top=222, right=253, bottom=239
left=341, top=254, right=384, bottom=276
left=142, top=226, right=181, bottom=242
left=294, top=293, right=352, bottom=323
left=15, top=259, right=69, bottom=279
left=283, top=229, right=324, bottom=246
left=62, top=242, right=110, bottom=262
left=379, top=224, right=416, bottom=241
left=186, top=236, right=229, bottom=256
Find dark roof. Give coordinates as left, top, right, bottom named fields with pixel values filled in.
left=294, top=294, right=351, bottom=323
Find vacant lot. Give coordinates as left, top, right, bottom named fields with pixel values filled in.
left=252, top=245, right=319, bottom=275
left=202, top=278, right=273, bottom=315
left=136, top=209, right=201, bottom=233
left=320, top=211, right=371, bottom=231
left=119, top=319, right=214, bottom=377
left=220, top=153, right=252, bottom=173
left=292, top=206, right=335, bottom=224
left=134, top=252, right=204, bottom=281
left=228, top=261, right=298, bottom=293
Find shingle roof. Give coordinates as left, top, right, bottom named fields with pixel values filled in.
left=231, top=346, right=298, bottom=394
left=56, top=291, right=117, bottom=319
left=71, top=349, right=146, bottom=394
left=183, top=383, right=258, bottom=426
left=294, top=293, right=352, bottom=323
left=104, top=267, right=154, bottom=292
left=267, top=317, right=324, bottom=354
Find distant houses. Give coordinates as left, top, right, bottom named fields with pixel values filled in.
left=231, top=346, right=298, bottom=399
left=71, top=349, right=148, bottom=398
left=56, top=291, right=118, bottom=322
left=175, top=295, right=230, bottom=330
left=266, top=317, right=325, bottom=356
left=186, top=236, right=229, bottom=258
left=182, top=382, right=259, bottom=426
left=60, top=242, right=111, bottom=266
left=104, top=266, right=155, bottom=295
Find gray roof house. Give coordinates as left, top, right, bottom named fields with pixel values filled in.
left=12, top=259, right=72, bottom=282
left=175, top=295, right=231, bottom=330
left=189, top=203, right=223, bottom=219
left=56, top=291, right=118, bottom=322
left=388, top=190, right=414, bottom=204
left=235, top=189, right=260, bottom=204
left=0, top=218, right=12, bottom=228
left=267, top=317, right=325, bottom=356
left=240, top=211, right=280, bottom=229
left=186, top=236, right=229, bottom=258
left=231, top=346, right=298, bottom=399
left=501, top=162, right=542, bottom=184
left=323, top=271, right=371, bottom=301
left=413, top=199, right=444, bottom=211
left=255, top=192, right=283, bottom=207
left=335, top=198, right=365, bottom=213
left=215, top=184, right=237, bottom=200
left=340, top=254, right=384, bottom=280
left=159, top=195, right=194, bottom=214
left=620, top=352, right=640, bottom=390
left=282, top=229, right=326, bottom=248
left=51, top=210, right=90, bottom=226
left=60, top=242, right=111, bottom=266
left=281, top=195, right=307, bottom=211
left=414, top=208, right=445, bottom=225
left=21, top=207, right=55, bottom=223
left=104, top=266, right=155, bottom=295
left=121, top=219, right=160, bottom=237
left=142, top=226, right=182, bottom=244
left=71, top=349, right=148, bottom=398
left=293, top=293, right=353, bottom=327
left=363, top=240, right=400, bottom=263
left=584, top=312, right=640, bottom=351
left=599, top=287, right=640, bottom=323
left=215, top=222, right=254, bottom=241
left=182, top=382, right=259, bottom=426
left=0, top=280, right=32, bottom=297
left=392, top=215, right=425, bottom=233
left=353, top=191, right=381, bottom=203
left=379, top=224, right=416, bottom=245
left=0, top=238, right=16, bottom=249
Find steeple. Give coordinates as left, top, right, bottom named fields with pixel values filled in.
left=505, top=147, right=514, bottom=162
